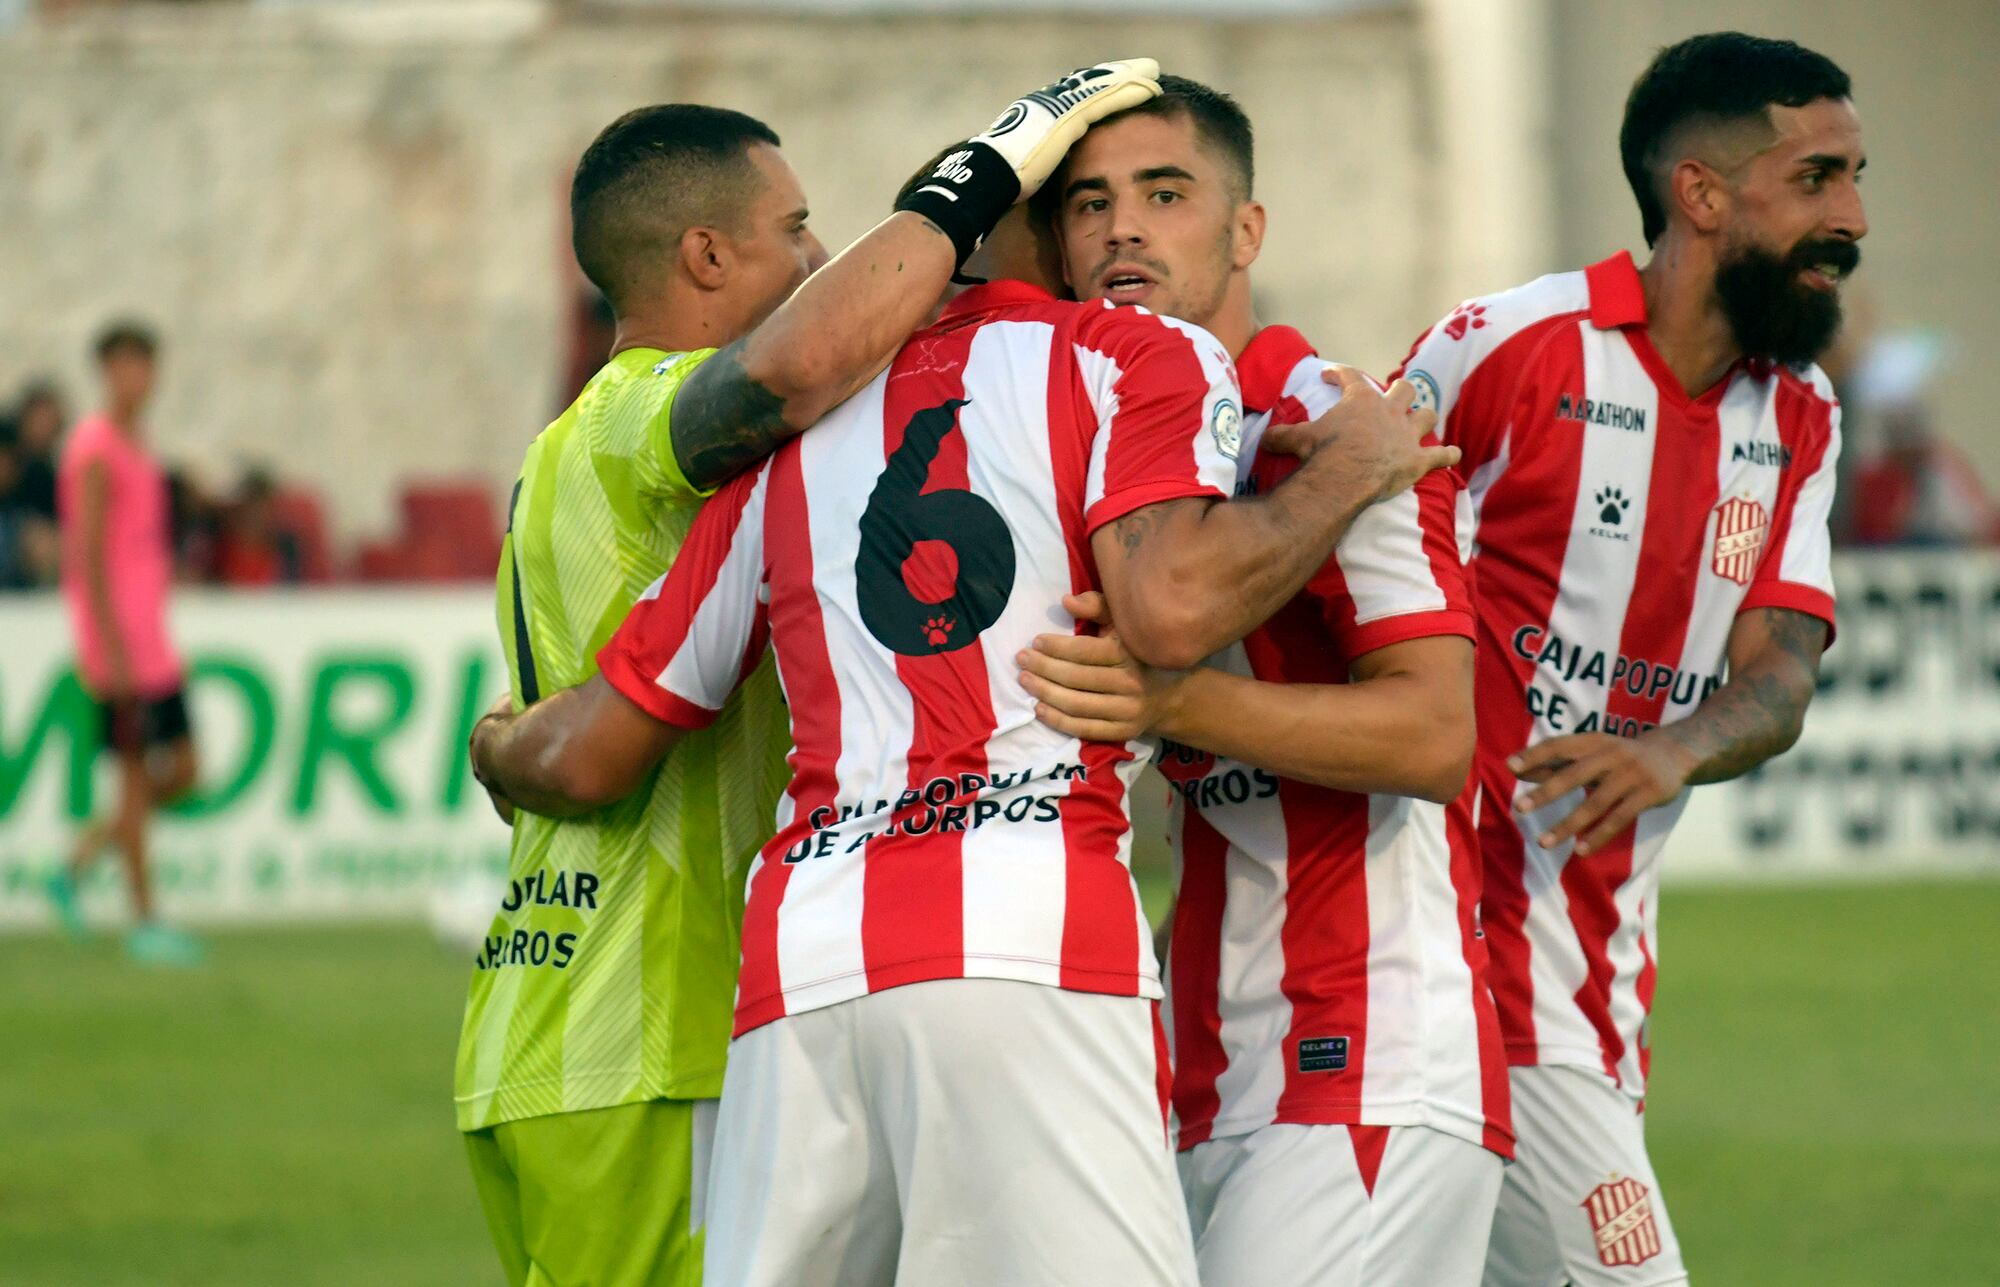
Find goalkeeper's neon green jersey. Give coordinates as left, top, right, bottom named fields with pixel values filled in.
left=455, top=347, right=791, bottom=1132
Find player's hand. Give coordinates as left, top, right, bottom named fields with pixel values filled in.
left=1018, top=591, right=1185, bottom=742
left=974, top=59, right=1161, bottom=198
left=1261, top=366, right=1455, bottom=503
left=1509, top=731, right=1700, bottom=856
left=469, top=693, right=518, bottom=826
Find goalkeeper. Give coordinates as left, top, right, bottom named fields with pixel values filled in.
left=456, top=64, right=1161, bottom=1287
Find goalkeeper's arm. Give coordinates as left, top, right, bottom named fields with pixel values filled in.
left=668, top=58, right=1160, bottom=490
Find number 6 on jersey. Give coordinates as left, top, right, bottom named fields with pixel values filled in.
left=856, top=397, right=1018, bottom=656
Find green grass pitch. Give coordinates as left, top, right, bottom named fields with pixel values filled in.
left=1, top=880, right=1993, bottom=1285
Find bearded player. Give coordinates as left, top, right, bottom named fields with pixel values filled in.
left=456, top=66, right=1162, bottom=1287
left=1022, top=77, right=1510, bottom=1284
left=1380, top=34, right=1861, bottom=1285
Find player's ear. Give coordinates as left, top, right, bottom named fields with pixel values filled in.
left=1669, top=159, right=1728, bottom=237
left=1232, top=199, right=1267, bottom=271
left=680, top=225, right=731, bottom=291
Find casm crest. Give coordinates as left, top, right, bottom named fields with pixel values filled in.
left=1711, top=495, right=1770, bottom=586
left=1581, top=1175, right=1662, bottom=1268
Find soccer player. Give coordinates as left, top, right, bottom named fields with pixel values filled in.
left=468, top=104, right=1454, bottom=1287
left=1386, top=34, right=1862, bottom=1285
left=1027, top=77, right=1511, bottom=1284
left=46, top=321, right=203, bottom=967
left=457, top=65, right=1168, bottom=1287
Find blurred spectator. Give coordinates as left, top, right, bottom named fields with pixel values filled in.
left=1846, top=331, right=2000, bottom=547
left=0, top=420, right=37, bottom=588
left=214, top=468, right=305, bottom=585
left=165, top=467, right=224, bottom=583
left=11, top=378, right=67, bottom=523
left=0, top=379, right=67, bottom=587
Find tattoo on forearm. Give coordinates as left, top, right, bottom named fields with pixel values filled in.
left=1662, top=609, right=1827, bottom=785
left=671, top=340, right=793, bottom=490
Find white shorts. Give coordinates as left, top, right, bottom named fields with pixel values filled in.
left=1179, top=1122, right=1503, bottom=1287
left=1484, top=1065, right=1689, bottom=1287
left=703, top=977, right=1197, bottom=1287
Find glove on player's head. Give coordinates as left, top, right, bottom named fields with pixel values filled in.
left=896, top=58, right=1160, bottom=267
left=972, top=59, right=1162, bottom=199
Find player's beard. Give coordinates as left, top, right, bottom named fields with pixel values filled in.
left=1713, top=233, right=1860, bottom=368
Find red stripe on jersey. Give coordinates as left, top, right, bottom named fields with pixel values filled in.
left=1170, top=805, right=1232, bottom=1149
left=1271, top=775, right=1374, bottom=1123
left=1563, top=396, right=1718, bottom=1081
left=1451, top=777, right=1516, bottom=1156
left=1465, top=321, right=1589, bottom=1061
left=859, top=323, right=987, bottom=994
left=1057, top=738, right=1141, bottom=991
left=594, top=470, right=764, bottom=730
left=734, top=445, right=837, bottom=1035
left=1054, top=314, right=1150, bottom=997
left=1349, top=1124, right=1390, bottom=1198
left=1152, top=1001, right=1174, bottom=1137
left=1046, top=328, right=1096, bottom=594
left=1635, top=893, right=1657, bottom=1086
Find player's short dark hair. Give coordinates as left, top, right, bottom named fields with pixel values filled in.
left=570, top=104, right=782, bottom=312
left=1621, top=33, right=1851, bottom=246
left=94, top=320, right=158, bottom=363
left=1103, top=73, right=1255, bottom=200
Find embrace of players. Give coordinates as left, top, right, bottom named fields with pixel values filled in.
left=458, top=30, right=1863, bottom=1287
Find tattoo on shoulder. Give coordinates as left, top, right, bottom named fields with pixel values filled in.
left=671, top=340, right=793, bottom=491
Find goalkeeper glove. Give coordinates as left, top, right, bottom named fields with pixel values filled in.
left=896, top=58, right=1161, bottom=267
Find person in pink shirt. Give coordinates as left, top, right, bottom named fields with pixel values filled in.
left=47, top=321, right=203, bottom=965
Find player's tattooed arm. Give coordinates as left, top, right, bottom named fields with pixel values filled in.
left=470, top=675, right=684, bottom=819
left=1660, top=606, right=1828, bottom=785
left=1509, top=606, right=1827, bottom=855
left=667, top=213, right=957, bottom=491
left=669, top=341, right=794, bottom=490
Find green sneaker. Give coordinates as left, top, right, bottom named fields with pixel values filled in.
left=125, top=922, right=205, bottom=968
left=44, top=868, right=87, bottom=940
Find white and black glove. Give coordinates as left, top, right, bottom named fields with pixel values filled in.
left=896, top=58, right=1161, bottom=266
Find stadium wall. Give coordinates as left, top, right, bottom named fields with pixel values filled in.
left=0, top=2, right=1480, bottom=543
left=2, top=552, right=1993, bottom=932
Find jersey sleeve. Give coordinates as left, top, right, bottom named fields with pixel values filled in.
left=1076, top=308, right=1240, bottom=534
left=609, top=347, right=720, bottom=503
left=596, top=460, right=771, bottom=729
left=1386, top=310, right=1517, bottom=475
left=1254, top=375, right=1477, bottom=659
left=1740, top=402, right=1841, bottom=635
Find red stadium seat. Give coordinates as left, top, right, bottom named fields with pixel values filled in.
left=270, top=487, right=335, bottom=582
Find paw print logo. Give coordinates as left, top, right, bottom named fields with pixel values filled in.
left=1443, top=302, right=1489, bottom=341
left=925, top=614, right=956, bottom=647
left=1595, top=486, right=1631, bottom=526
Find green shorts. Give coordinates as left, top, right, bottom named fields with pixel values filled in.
left=465, top=1097, right=713, bottom=1287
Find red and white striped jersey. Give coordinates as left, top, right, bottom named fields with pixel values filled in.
left=598, top=280, right=1242, bottom=1036
left=1390, top=252, right=1841, bottom=1097
left=1163, top=325, right=1512, bottom=1158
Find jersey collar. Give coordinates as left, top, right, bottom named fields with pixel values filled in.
left=938, top=278, right=1058, bottom=323
left=1235, top=324, right=1318, bottom=413
left=1585, top=251, right=1648, bottom=330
